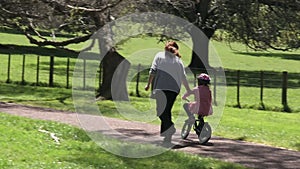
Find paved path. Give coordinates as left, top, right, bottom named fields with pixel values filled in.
left=0, top=102, right=299, bottom=169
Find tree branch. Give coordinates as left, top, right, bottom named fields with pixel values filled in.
left=164, top=0, right=187, bottom=19
left=66, top=0, right=123, bottom=13
left=40, top=0, right=124, bottom=13
left=257, top=0, right=300, bottom=11
left=24, top=29, right=93, bottom=47
left=0, top=7, right=42, bottom=19
left=27, top=19, right=48, bottom=41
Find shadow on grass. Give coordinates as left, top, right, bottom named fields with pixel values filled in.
left=294, top=143, right=300, bottom=151
left=0, top=83, right=72, bottom=107
left=0, top=44, right=78, bottom=58
left=235, top=52, right=300, bottom=61
left=224, top=69, right=300, bottom=88
left=134, top=68, right=300, bottom=89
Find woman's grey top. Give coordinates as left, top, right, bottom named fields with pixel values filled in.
left=149, top=51, right=186, bottom=94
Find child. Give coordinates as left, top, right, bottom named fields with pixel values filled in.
left=182, top=73, right=213, bottom=123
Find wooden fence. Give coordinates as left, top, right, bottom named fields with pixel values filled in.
left=1, top=54, right=299, bottom=112
left=233, top=70, right=289, bottom=109
left=133, top=65, right=293, bottom=111
left=2, top=54, right=97, bottom=89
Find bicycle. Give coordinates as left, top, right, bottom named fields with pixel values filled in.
left=181, top=100, right=212, bottom=145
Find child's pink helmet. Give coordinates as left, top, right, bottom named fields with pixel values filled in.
left=198, top=73, right=211, bottom=83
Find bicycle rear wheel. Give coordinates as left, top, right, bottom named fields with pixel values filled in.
left=198, top=122, right=212, bottom=144
left=181, top=120, right=192, bottom=139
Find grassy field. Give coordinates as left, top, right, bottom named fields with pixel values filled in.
left=0, top=29, right=299, bottom=168
left=1, top=31, right=299, bottom=112
left=0, top=112, right=248, bottom=169
left=0, top=83, right=299, bottom=151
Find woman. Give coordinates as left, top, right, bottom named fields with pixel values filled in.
left=145, top=41, right=191, bottom=146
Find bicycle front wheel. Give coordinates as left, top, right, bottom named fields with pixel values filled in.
left=181, top=120, right=192, bottom=139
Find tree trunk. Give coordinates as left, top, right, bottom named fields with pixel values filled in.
left=188, top=27, right=215, bottom=75
left=97, top=50, right=130, bottom=101
left=94, top=12, right=130, bottom=101
left=188, top=0, right=216, bottom=75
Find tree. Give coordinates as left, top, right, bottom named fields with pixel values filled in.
left=136, top=0, right=300, bottom=73
left=0, top=0, right=136, bottom=100
left=1, top=0, right=299, bottom=99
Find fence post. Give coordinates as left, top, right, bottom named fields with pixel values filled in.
left=66, top=57, right=70, bottom=89
left=21, top=54, right=26, bottom=85
left=49, top=56, right=54, bottom=87
left=260, top=71, right=264, bottom=108
left=98, top=61, right=103, bottom=92
left=237, top=70, right=241, bottom=108
left=136, top=64, right=141, bottom=97
left=194, top=73, right=197, bottom=87
left=83, top=58, right=86, bottom=89
left=282, top=71, right=288, bottom=110
left=36, top=56, right=40, bottom=85
left=6, top=54, right=11, bottom=83
left=213, top=69, right=217, bottom=105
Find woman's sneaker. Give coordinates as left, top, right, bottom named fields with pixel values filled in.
left=162, top=135, right=174, bottom=148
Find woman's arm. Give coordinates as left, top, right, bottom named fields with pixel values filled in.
left=145, top=74, right=154, bottom=91
left=182, top=86, right=194, bottom=100
left=145, top=53, right=159, bottom=91
left=182, top=77, right=191, bottom=92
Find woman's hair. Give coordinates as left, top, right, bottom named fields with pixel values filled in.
left=165, top=41, right=181, bottom=58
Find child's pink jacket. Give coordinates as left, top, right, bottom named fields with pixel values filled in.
left=183, top=85, right=213, bottom=116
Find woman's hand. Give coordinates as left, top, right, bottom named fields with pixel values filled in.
left=182, top=89, right=193, bottom=101
left=145, top=84, right=150, bottom=91
left=145, top=74, right=154, bottom=91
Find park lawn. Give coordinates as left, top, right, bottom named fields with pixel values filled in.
left=225, top=86, right=300, bottom=112
left=0, top=54, right=77, bottom=87
left=0, top=29, right=299, bottom=150
left=0, top=83, right=299, bottom=151
left=1, top=32, right=299, bottom=97
left=117, top=36, right=300, bottom=73
left=214, top=107, right=300, bottom=151
left=0, top=112, right=247, bottom=169
left=1, top=28, right=299, bottom=73
left=211, top=41, right=300, bottom=73
left=0, top=31, right=33, bottom=46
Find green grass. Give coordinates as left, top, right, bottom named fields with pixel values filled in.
left=0, top=83, right=299, bottom=151
left=0, top=112, right=247, bottom=169
left=225, top=86, right=300, bottom=112
left=214, top=107, right=300, bottom=151
left=1, top=28, right=299, bottom=73
left=0, top=83, right=74, bottom=111
left=116, top=36, right=300, bottom=73
left=212, top=41, right=300, bottom=73
left=0, top=29, right=299, bottom=150
left=0, top=33, right=300, bottom=112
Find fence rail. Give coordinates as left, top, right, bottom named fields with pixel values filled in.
left=1, top=54, right=299, bottom=112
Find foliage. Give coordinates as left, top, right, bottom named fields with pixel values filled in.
left=217, top=0, right=300, bottom=51
left=146, top=0, right=300, bottom=51
left=0, top=0, right=299, bottom=51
